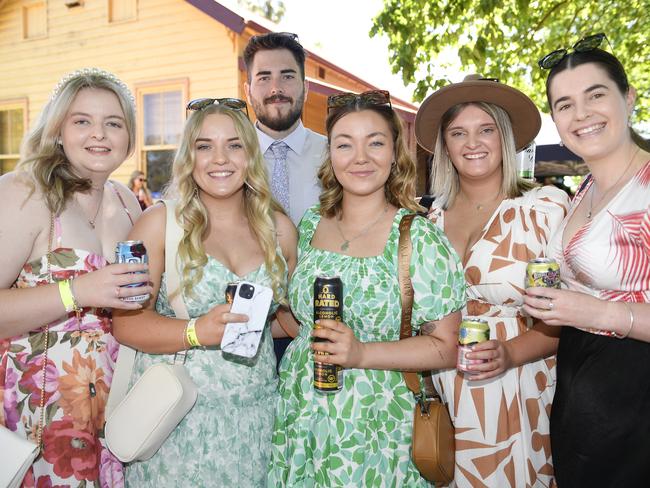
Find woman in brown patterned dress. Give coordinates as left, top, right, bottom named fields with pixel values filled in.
left=414, top=76, right=570, bottom=487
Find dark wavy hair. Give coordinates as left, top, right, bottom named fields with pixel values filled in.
left=545, top=48, right=650, bottom=151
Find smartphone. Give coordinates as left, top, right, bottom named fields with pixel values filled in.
left=220, top=281, right=273, bottom=358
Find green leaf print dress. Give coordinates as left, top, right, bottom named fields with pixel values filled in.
left=125, top=259, right=281, bottom=487
left=268, top=207, right=466, bottom=487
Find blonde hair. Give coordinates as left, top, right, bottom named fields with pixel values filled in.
left=429, top=102, right=537, bottom=209
left=166, top=104, right=287, bottom=304
left=318, top=104, right=422, bottom=218
left=16, top=69, right=136, bottom=215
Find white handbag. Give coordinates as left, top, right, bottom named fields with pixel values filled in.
left=104, top=200, right=198, bottom=463
left=0, top=425, right=39, bottom=488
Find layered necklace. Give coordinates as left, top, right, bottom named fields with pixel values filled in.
left=335, top=204, right=389, bottom=251
left=587, top=147, right=639, bottom=220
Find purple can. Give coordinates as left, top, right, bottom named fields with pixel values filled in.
left=115, top=240, right=150, bottom=303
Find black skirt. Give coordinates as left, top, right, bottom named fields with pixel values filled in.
left=551, top=326, right=650, bottom=487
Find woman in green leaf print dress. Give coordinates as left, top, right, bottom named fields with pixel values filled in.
left=268, top=90, right=466, bottom=487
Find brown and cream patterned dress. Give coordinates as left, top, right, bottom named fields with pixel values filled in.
left=428, top=185, right=569, bottom=488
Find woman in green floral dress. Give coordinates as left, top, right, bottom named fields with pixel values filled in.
left=113, top=100, right=297, bottom=486
left=268, top=91, right=466, bottom=487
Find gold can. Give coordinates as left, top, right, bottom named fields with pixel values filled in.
left=526, top=258, right=561, bottom=289
left=457, top=318, right=489, bottom=374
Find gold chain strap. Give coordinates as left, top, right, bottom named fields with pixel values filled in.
left=35, top=213, right=55, bottom=452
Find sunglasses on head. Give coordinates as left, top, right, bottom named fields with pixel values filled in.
left=538, top=33, right=609, bottom=70
left=186, top=97, right=249, bottom=117
left=327, top=90, right=392, bottom=113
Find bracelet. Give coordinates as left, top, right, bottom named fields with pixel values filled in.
left=185, top=318, right=202, bottom=348
left=181, top=322, right=189, bottom=350
left=69, top=279, right=83, bottom=312
left=619, top=303, right=635, bottom=339
left=58, top=279, right=81, bottom=313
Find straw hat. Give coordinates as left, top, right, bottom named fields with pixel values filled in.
left=415, top=75, right=541, bottom=153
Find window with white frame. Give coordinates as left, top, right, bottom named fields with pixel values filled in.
left=136, top=82, right=185, bottom=196
left=0, top=101, right=27, bottom=175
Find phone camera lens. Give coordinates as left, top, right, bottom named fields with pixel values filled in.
left=239, top=284, right=254, bottom=299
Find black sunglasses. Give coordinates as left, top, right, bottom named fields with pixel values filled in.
left=186, top=97, right=249, bottom=117
left=327, top=89, right=392, bottom=113
left=538, top=33, right=608, bottom=70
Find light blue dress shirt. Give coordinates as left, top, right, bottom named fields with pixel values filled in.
left=256, top=121, right=327, bottom=225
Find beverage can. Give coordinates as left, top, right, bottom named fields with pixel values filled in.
left=526, top=258, right=561, bottom=289
left=457, top=318, right=490, bottom=374
left=313, top=275, right=343, bottom=393
left=114, top=240, right=150, bottom=303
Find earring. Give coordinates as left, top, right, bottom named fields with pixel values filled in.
left=558, top=140, right=564, bottom=147
left=56, top=137, right=62, bottom=146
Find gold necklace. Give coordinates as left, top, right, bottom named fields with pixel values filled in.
left=335, top=204, right=389, bottom=251
left=587, top=147, right=639, bottom=220
left=459, top=190, right=503, bottom=211
left=86, top=185, right=105, bottom=229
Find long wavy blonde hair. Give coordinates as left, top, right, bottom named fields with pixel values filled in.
left=318, top=103, right=422, bottom=218
left=166, top=104, right=287, bottom=304
left=16, top=69, right=136, bottom=215
left=429, top=102, right=537, bottom=210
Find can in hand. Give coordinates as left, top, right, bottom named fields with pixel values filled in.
left=457, top=318, right=490, bottom=375
left=313, top=276, right=343, bottom=393
left=114, top=240, right=150, bottom=303
left=526, top=258, right=561, bottom=289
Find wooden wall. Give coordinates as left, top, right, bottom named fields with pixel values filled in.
left=0, top=0, right=240, bottom=180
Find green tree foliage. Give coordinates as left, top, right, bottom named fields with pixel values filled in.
left=371, top=0, right=650, bottom=119
left=239, top=0, right=286, bottom=23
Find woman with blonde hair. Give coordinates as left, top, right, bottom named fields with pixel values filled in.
left=0, top=68, right=150, bottom=486
left=128, top=170, right=153, bottom=210
left=268, top=90, right=465, bottom=486
left=113, top=98, right=297, bottom=486
left=415, top=76, right=570, bottom=486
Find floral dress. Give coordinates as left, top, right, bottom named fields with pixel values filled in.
left=124, top=258, right=282, bottom=487
left=1, top=220, right=123, bottom=487
left=547, top=161, right=650, bottom=487
left=268, top=206, right=466, bottom=487
left=428, top=186, right=569, bottom=487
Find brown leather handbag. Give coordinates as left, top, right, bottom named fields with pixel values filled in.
left=398, top=214, right=455, bottom=485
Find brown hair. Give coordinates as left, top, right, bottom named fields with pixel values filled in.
left=318, top=102, right=421, bottom=218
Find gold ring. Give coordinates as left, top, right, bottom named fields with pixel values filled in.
left=115, top=286, right=121, bottom=298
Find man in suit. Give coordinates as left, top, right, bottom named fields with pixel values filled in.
left=244, top=32, right=327, bottom=226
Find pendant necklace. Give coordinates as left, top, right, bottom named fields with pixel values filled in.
left=460, top=190, right=503, bottom=212
left=335, top=204, right=389, bottom=251
left=86, top=185, right=105, bottom=229
left=587, top=147, right=639, bottom=220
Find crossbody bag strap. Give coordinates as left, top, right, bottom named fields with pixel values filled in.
left=106, top=200, right=190, bottom=418
left=162, top=200, right=189, bottom=321
left=397, top=213, right=422, bottom=396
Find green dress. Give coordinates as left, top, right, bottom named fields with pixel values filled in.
left=268, top=207, right=466, bottom=487
left=125, top=258, right=281, bottom=487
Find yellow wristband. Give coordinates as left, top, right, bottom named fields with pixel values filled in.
left=185, top=318, right=202, bottom=348
left=58, top=279, right=76, bottom=313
